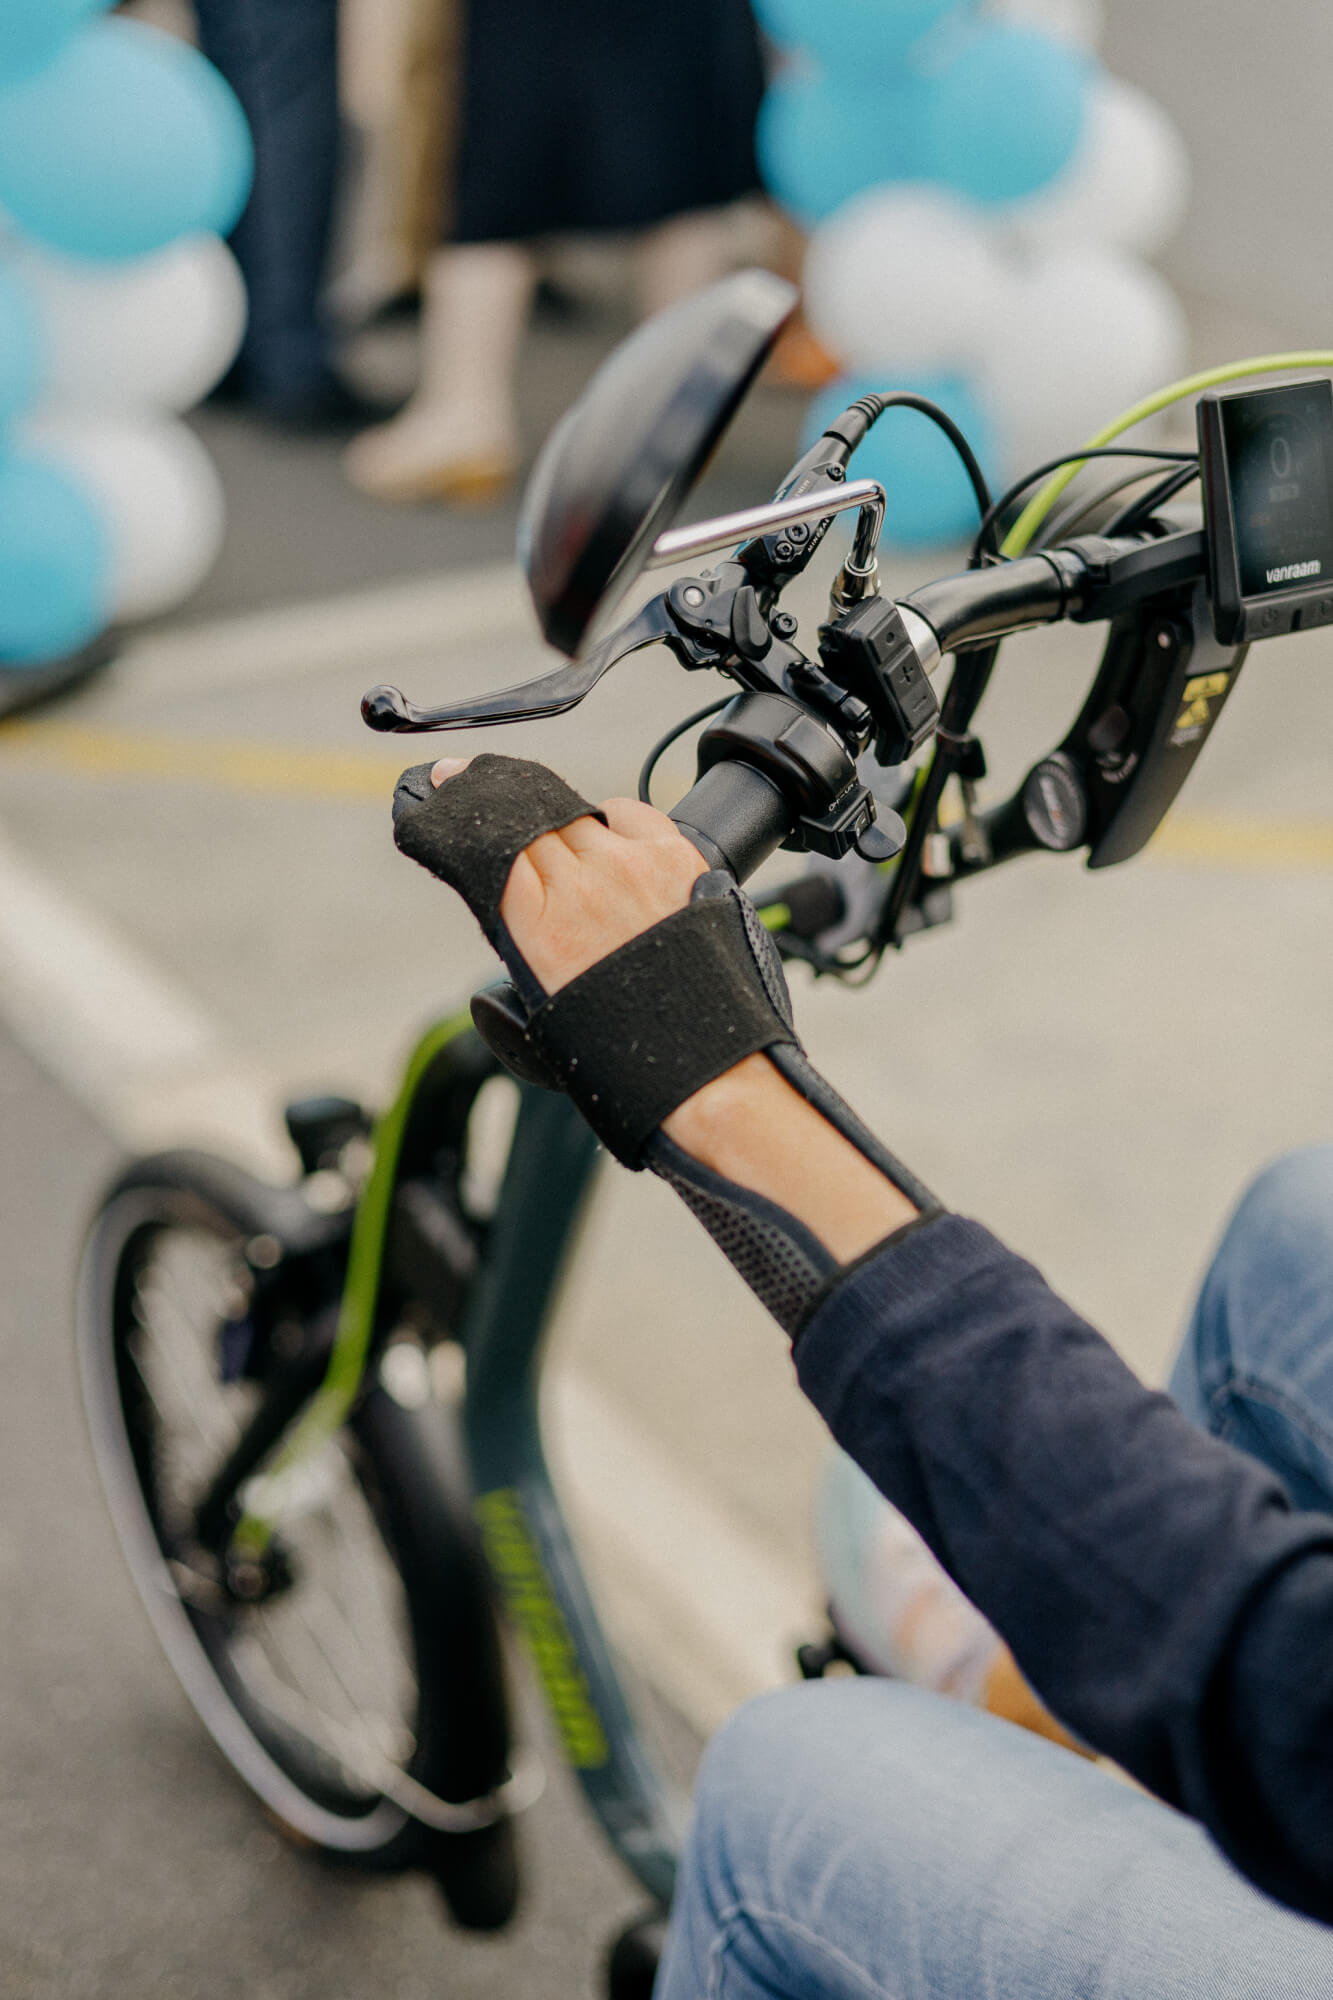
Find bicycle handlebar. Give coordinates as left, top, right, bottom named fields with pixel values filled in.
left=668, top=758, right=794, bottom=881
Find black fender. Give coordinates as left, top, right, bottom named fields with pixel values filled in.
left=353, top=1381, right=520, bottom=1929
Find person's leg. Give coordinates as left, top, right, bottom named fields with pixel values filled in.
left=657, top=1678, right=1333, bottom=2000
left=1169, top=1144, right=1333, bottom=1510
left=632, top=206, right=739, bottom=321
left=342, top=242, right=535, bottom=502
left=195, top=0, right=341, bottom=412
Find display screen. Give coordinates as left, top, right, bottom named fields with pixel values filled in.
left=1221, top=379, right=1333, bottom=599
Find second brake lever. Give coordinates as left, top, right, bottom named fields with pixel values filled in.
left=361, top=595, right=680, bottom=734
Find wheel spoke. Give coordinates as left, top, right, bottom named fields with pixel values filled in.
left=98, top=1199, right=425, bottom=1832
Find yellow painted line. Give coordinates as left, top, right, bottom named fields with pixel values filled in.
left=1147, top=814, right=1333, bottom=870
left=1, top=719, right=1331, bottom=870
left=0, top=718, right=404, bottom=802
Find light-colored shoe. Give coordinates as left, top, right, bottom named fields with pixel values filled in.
left=343, top=418, right=516, bottom=506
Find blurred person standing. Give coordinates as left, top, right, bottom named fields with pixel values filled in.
left=194, top=0, right=387, bottom=427
left=344, top=0, right=765, bottom=503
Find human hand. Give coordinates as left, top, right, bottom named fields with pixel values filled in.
left=427, top=755, right=706, bottom=993
left=408, top=754, right=916, bottom=1260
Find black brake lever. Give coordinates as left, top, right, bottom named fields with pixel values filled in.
left=361, top=595, right=679, bottom=733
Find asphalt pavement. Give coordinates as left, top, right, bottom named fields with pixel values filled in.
left=0, top=1022, right=695, bottom=1999
left=2, top=296, right=1332, bottom=1997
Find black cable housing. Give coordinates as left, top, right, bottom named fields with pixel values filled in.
left=967, top=447, right=1197, bottom=567
left=1103, top=460, right=1201, bottom=534
left=837, top=393, right=998, bottom=564
left=638, top=695, right=735, bottom=806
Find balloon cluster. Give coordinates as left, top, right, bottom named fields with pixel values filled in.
left=755, top=0, right=1190, bottom=545
left=0, top=4, right=251, bottom=664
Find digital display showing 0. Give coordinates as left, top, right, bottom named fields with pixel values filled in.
left=1221, top=379, right=1333, bottom=599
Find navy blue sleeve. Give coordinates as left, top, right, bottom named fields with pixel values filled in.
left=794, top=1213, right=1333, bottom=1920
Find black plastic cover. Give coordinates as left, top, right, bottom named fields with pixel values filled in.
left=517, top=269, right=797, bottom=657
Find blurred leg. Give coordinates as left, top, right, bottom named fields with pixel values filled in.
left=657, top=1678, right=1333, bottom=1999
left=342, top=242, right=534, bottom=502
left=195, top=0, right=340, bottom=409
left=632, top=207, right=739, bottom=321
left=1169, top=1145, right=1333, bottom=1510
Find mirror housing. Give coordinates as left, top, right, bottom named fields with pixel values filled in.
left=517, top=268, right=797, bottom=656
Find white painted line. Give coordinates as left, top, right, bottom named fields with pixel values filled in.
left=0, top=827, right=215, bottom=1075
left=116, top=561, right=536, bottom=702
left=0, top=825, right=802, bottom=1735
left=0, top=830, right=291, bottom=1176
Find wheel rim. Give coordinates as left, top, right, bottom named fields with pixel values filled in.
left=80, top=1189, right=414, bottom=1852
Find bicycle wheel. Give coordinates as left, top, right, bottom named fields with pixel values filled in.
left=77, top=1150, right=521, bottom=1924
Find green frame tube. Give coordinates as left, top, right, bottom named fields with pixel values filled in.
left=232, top=1011, right=471, bottom=1552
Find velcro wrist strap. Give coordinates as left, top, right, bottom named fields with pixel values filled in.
left=525, top=896, right=796, bottom=1165
left=392, top=754, right=606, bottom=942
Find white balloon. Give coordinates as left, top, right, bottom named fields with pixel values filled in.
left=988, top=0, right=1104, bottom=47
left=804, top=185, right=1017, bottom=375
left=14, top=233, right=246, bottom=413
left=979, top=245, right=1188, bottom=471
left=25, top=413, right=226, bottom=619
left=1000, top=77, right=1190, bottom=260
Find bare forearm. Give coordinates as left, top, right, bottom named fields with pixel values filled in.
left=664, top=1053, right=917, bottom=1264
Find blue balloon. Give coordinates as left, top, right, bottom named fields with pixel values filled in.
left=919, top=25, right=1089, bottom=204
left=758, top=71, right=923, bottom=225
left=804, top=372, right=995, bottom=547
left=754, top=0, right=964, bottom=69
left=0, top=268, right=42, bottom=425
left=0, top=16, right=252, bottom=260
left=0, top=1, right=112, bottom=86
left=0, top=453, right=110, bottom=664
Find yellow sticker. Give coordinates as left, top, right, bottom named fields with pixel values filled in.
left=1173, top=669, right=1232, bottom=736
left=475, top=1487, right=610, bottom=1770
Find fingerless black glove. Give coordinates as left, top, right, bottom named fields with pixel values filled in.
left=394, top=754, right=939, bottom=1335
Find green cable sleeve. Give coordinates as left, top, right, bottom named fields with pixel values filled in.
left=232, top=1011, right=473, bottom=1554
left=1002, top=352, right=1333, bottom=558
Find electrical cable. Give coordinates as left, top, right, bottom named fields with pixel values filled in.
left=1003, top=350, right=1333, bottom=554
left=967, top=448, right=1196, bottom=567
left=637, top=695, right=734, bottom=806
left=1103, top=460, right=1201, bottom=534
left=1033, top=464, right=1182, bottom=547
left=844, top=392, right=998, bottom=563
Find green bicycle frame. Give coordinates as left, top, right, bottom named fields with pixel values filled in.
left=238, top=1012, right=685, bottom=1905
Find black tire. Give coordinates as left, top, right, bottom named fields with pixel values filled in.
left=77, top=1149, right=520, bottom=1922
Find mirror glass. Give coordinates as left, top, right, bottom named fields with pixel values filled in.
left=517, top=268, right=797, bottom=656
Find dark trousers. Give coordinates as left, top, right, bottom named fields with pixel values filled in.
left=195, top=0, right=340, bottom=404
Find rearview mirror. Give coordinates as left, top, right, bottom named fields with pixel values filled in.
left=517, top=268, right=797, bottom=656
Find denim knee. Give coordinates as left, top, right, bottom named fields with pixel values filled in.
left=1171, top=1144, right=1333, bottom=1506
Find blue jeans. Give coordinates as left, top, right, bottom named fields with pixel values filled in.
left=195, top=0, right=339, bottom=404
left=658, top=1147, right=1333, bottom=1997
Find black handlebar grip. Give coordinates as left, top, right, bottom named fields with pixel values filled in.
left=669, top=760, right=793, bottom=882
